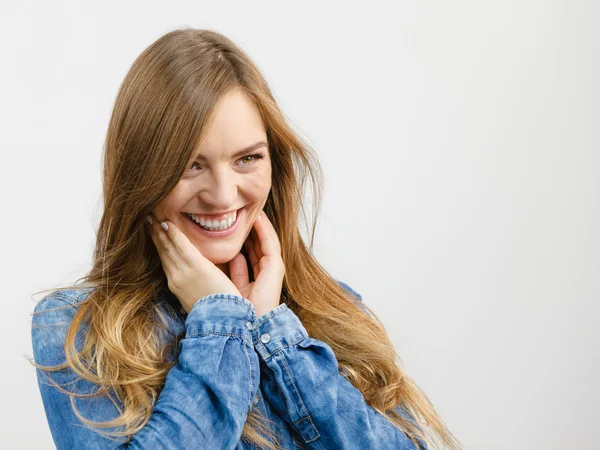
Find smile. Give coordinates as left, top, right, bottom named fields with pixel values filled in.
left=182, top=207, right=244, bottom=237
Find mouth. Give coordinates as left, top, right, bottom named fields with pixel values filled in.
left=181, top=207, right=244, bottom=238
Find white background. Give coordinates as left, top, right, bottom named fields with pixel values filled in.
left=2, top=1, right=598, bottom=449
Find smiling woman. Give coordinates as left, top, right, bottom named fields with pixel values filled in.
left=28, top=28, right=462, bottom=450
left=152, top=88, right=273, bottom=273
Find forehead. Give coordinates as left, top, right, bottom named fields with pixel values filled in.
left=193, top=88, right=268, bottom=160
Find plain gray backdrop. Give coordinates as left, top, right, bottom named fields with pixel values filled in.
left=2, top=1, right=598, bottom=449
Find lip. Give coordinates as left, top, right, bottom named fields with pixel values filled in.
left=182, top=207, right=244, bottom=238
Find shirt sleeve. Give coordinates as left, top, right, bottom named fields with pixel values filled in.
left=252, top=295, right=428, bottom=450
left=31, top=293, right=260, bottom=450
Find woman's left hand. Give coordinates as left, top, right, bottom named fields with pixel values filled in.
left=229, top=211, right=284, bottom=318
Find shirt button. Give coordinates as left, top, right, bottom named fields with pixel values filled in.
left=260, top=333, right=271, bottom=344
left=253, top=396, right=260, bottom=405
left=246, top=321, right=252, bottom=330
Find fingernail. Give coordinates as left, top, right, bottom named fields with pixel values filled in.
left=161, top=222, right=169, bottom=231
left=146, top=215, right=153, bottom=225
left=258, top=213, right=262, bottom=220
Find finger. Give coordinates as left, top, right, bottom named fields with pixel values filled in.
left=229, top=252, right=249, bottom=288
left=252, top=212, right=280, bottom=258
left=245, top=230, right=258, bottom=263
left=148, top=215, right=176, bottom=266
left=158, top=218, right=207, bottom=270
left=147, top=218, right=174, bottom=278
left=259, top=212, right=281, bottom=252
left=150, top=216, right=186, bottom=271
left=260, top=211, right=281, bottom=253
left=244, top=233, right=260, bottom=280
left=250, top=228, right=263, bottom=260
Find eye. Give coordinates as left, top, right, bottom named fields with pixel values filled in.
left=234, top=153, right=265, bottom=168
left=186, top=153, right=265, bottom=173
left=188, top=161, right=203, bottom=172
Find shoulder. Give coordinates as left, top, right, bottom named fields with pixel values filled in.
left=32, top=288, right=93, bottom=323
left=336, top=279, right=378, bottom=320
left=336, top=279, right=363, bottom=301
left=31, top=288, right=93, bottom=367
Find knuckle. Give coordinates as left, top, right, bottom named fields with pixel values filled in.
left=182, top=266, right=195, bottom=278
left=169, top=273, right=182, bottom=288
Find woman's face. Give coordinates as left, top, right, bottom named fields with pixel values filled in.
left=152, top=87, right=272, bottom=272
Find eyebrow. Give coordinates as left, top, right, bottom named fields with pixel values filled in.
left=193, top=141, right=268, bottom=161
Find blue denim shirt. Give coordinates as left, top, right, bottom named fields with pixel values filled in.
left=31, top=281, right=427, bottom=449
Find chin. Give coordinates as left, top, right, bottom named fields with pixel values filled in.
left=196, top=244, right=242, bottom=265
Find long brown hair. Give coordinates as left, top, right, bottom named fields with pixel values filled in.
left=29, top=27, right=462, bottom=449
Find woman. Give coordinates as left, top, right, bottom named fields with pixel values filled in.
left=30, top=28, right=461, bottom=449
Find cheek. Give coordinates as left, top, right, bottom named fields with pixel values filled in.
left=152, top=184, right=188, bottom=219
left=244, top=168, right=272, bottom=200
left=151, top=201, right=168, bottom=219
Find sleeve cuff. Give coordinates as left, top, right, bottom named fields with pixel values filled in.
left=184, top=295, right=309, bottom=361
left=185, top=294, right=257, bottom=340
left=251, top=304, right=309, bottom=361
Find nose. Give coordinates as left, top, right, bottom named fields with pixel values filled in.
left=196, top=166, right=238, bottom=211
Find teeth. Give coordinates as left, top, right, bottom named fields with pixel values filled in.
left=186, top=210, right=238, bottom=231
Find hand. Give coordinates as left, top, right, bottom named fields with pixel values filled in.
left=146, top=213, right=242, bottom=314
left=229, top=211, right=285, bottom=318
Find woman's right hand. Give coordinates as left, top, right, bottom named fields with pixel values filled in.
left=146, top=213, right=243, bottom=314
